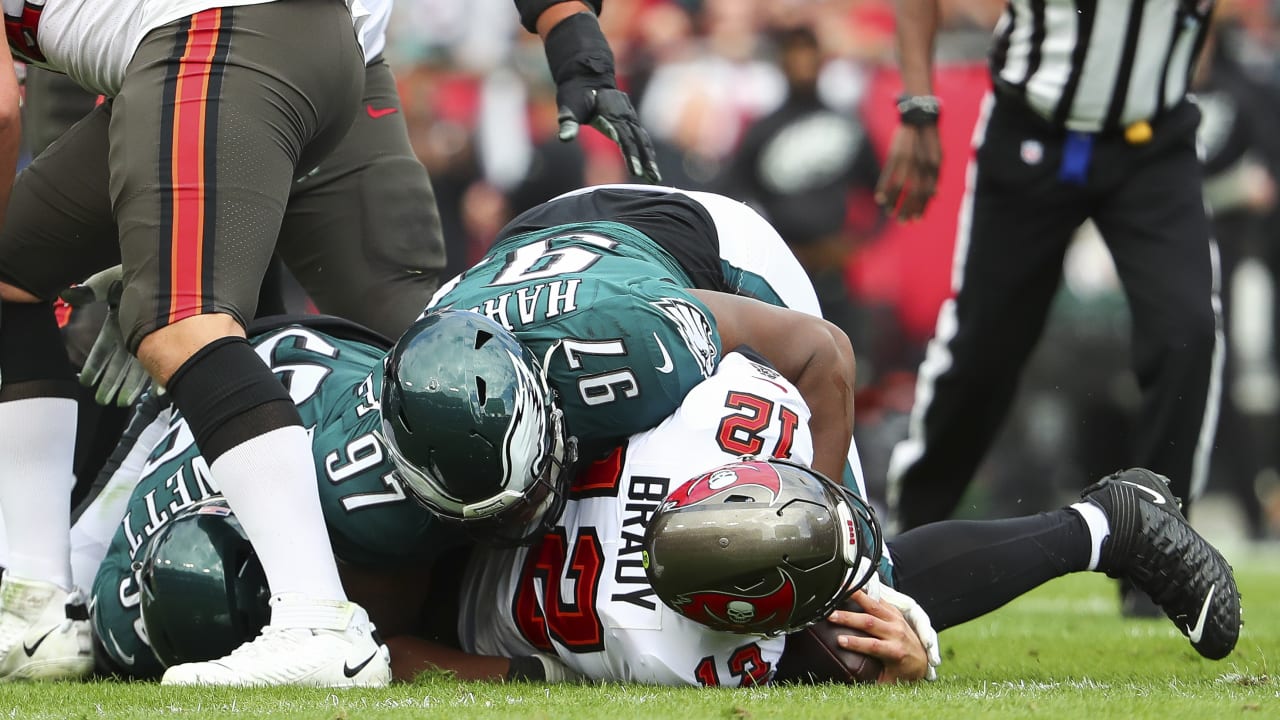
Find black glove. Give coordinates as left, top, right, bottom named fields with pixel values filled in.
left=544, top=12, right=661, bottom=183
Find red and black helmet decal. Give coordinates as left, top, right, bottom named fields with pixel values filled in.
left=665, top=461, right=784, bottom=510
left=671, top=570, right=798, bottom=632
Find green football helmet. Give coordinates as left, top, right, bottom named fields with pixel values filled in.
left=136, top=497, right=271, bottom=668
left=643, top=458, right=883, bottom=636
left=380, top=309, right=577, bottom=545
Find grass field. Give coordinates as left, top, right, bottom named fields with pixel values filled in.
left=3, top=544, right=1277, bottom=719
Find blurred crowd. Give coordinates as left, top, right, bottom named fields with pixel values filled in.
left=23, top=0, right=1280, bottom=537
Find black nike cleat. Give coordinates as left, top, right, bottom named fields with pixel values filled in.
left=1118, top=578, right=1163, bottom=619
left=1082, top=468, right=1241, bottom=660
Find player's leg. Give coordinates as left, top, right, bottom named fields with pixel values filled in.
left=277, top=58, right=446, bottom=339
left=20, top=67, right=100, bottom=160
left=0, top=105, right=120, bottom=681
left=107, top=1, right=383, bottom=687
left=1092, top=109, right=1221, bottom=516
left=886, top=97, right=1092, bottom=531
left=889, top=468, right=1239, bottom=659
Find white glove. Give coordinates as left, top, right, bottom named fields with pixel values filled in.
left=60, top=265, right=151, bottom=408
left=536, top=653, right=586, bottom=684
left=870, top=580, right=942, bottom=681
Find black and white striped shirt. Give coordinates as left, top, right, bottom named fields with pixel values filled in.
left=990, top=0, right=1215, bottom=132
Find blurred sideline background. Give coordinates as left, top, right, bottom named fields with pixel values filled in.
left=22, top=0, right=1280, bottom=543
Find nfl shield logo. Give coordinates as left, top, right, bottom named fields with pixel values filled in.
left=1020, top=140, right=1044, bottom=165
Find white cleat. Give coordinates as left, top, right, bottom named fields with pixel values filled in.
left=161, top=595, right=390, bottom=687
left=0, top=575, right=93, bottom=682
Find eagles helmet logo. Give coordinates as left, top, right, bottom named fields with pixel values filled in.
left=498, top=348, right=554, bottom=502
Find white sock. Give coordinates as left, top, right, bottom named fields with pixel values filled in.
left=0, top=397, right=76, bottom=589
left=1069, top=501, right=1111, bottom=572
left=209, top=425, right=347, bottom=607
left=0, top=509, right=9, bottom=570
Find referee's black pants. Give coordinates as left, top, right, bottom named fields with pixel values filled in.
left=888, top=94, right=1222, bottom=531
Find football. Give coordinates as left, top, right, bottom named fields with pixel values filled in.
left=773, top=601, right=883, bottom=685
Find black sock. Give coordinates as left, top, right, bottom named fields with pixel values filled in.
left=0, top=301, right=77, bottom=401
left=889, top=509, right=1091, bottom=631
left=165, top=337, right=301, bottom=463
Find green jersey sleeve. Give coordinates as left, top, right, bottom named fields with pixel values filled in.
left=531, top=279, right=721, bottom=442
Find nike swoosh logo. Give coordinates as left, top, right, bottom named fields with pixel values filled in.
left=343, top=651, right=379, bottom=678
left=107, top=629, right=135, bottom=666
left=23, top=628, right=56, bottom=657
left=1186, top=583, right=1215, bottom=644
left=654, top=333, right=674, bottom=374
left=366, top=104, right=398, bottom=119
left=1120, top=480, right=1166, bottom=505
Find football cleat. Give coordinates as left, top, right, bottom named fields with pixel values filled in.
left=0, top=575, right=93, bottom=682
left=160, top=595, right=390, bottom=687
left=1082, top=468, right=1241, bottom=660
left=1118, top=578, right=1163, bottom=619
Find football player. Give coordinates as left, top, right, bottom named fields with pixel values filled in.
left=383, top=348, right=1239, bottom=683
left=0, top=0, right=656, bottom=687
left=76, top=315, right=466, bottom=681
left=94, top=333, right=1239, bottom=684
left=382, top=184, right=866, bottom=548
left=81, top=330, right=933, bottom=684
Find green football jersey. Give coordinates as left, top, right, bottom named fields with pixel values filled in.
left=429, top=221, right=722, bottom=442
left=91, top=323, right=461, bottom=678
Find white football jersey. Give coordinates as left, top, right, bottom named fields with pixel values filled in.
left=459, top=352, right=815, bottom=686
left=543, top=184, right=870, bottom=499
left=3, top=0, right=379, bottom=97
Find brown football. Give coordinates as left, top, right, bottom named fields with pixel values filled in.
left=773, top=602, right=883, bottom=685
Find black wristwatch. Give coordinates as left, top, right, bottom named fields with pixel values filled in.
left=897, top=94, right=941, bottom=127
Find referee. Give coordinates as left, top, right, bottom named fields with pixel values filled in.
left=877, top=0, right=1223, bottom=543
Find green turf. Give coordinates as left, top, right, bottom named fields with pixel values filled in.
left=2, top=548, right=1277, bottom=719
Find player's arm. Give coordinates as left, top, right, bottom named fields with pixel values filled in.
left=875, top=0, right=942, bottom=221
left=689, top=290, right=854, bottom=483
left=384, top=636, right=583, bottom=684
left=516, top=0, right=661, bottom=182
left=383, top=636, right=509, bottom=682
left=0, top=42, right=22, bottom=229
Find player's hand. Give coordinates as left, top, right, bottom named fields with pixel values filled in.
left=557, top=84, right=661, bottom=184
left=542, top=11, right=661, bottom=182
left=828, top=589, right=931, bottom=684
left=872, top=583, right=941, bottom=679
left=59, top=265, right=151, bottom=408
left=875, top=124, right=941, bottom=221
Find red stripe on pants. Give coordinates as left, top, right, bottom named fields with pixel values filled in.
left=167, top=8, right=222, bottom=324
